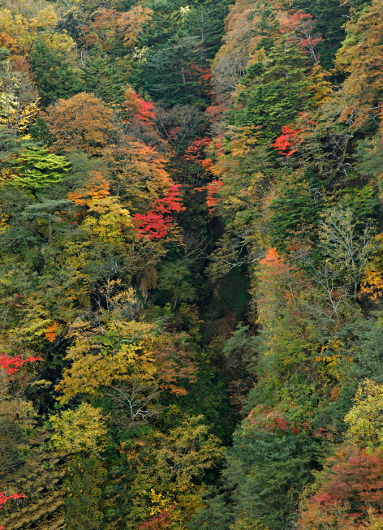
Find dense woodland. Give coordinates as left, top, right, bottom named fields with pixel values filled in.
left=2, top=0, right=383, bottom=528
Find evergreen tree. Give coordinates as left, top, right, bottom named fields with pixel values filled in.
left=232, top=36, right=309, bottom=141
left=293, top=0, right=349, bottom=70
left=30, top=40, right=83, bottom=106
left=81, top=45, right=128, bottom=105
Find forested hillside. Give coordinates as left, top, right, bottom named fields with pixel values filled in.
left=1, top=0, right=383, bottom=528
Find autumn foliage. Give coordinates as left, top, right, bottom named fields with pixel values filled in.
left=0, top=492, right=25, bottom=508
left=3, top=0, right=383, bottom=529
left=79, top=6, right=153, bottom=51
left=298, top=445, right=383, bottom=529
left=123, top=87, right=156, bottom=129
left=67, top=171, right=111, bottom=208
left=272, top=113, right=317, bottom=156
left=137, top=508, right=176, bottom=529
left=281, top=10, right=322, bottom=63
left=0, top=354, right=42, bottom=376
left=244, top=404, right=312, bottom=436
left=0, top=492, right=26, bottom=529
left=133, top=184, right=185, bottom=239
left=43, top=92, right=116, bottom=153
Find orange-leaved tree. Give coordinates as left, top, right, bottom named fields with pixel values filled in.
left=79, top=6, right=153, bottom=52
left=102, top=139, right=172, bottom=211
left=43, top=92, right=117, bottom=154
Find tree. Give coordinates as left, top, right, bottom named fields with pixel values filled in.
left=0, top=399, right=66, bottom=530
left=141, top=36, right=211, bottom=107
left=0, top=353, right=41, bottom=376
left=30, top=39, right=83, bottom=106
left=153, top=104, right=205, bottom=155
left=335, top=0, right=383, bottom=130
left=298, top=444, right=383, bottom=529
left=0, top=491, right=26, bottom=530
left=0, top=60, right=39, bottom=140
left=319, top=207, right=373, bottom=299
left=133, top=185, right=184, bottom=240
left=101, top=138, right=172, bottom=210
left=62, top=452, right=115, bottom=530
left=50, top=402, right=108, bottom=455
left=156, top=260, right=196, bottom=310
left=79, top=6, right=153, bottom=54
left=42, top=92, right=117, bottom=154
left=81, top=44, right=127, bottom=105
left=3, top=145, right=71, bottom=194
left=280, top=10, right=323, bottom=65
left=122, top=414, right=224, bottom=529
left=55, top=280, right=195, bottom=409
left=207, top=402, right=323, bottom=530
left=0, top=5, right=74, bottom=56
left=211, top=0, right=280, bottom=101
left=232, top=35, right=310, bottom=141
left=137, top=508, right=177, bottom=530
left=0, top=492, right=26, bottom=509
left=345, top=380, right=383, bottom=452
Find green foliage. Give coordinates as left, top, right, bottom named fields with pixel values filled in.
left=293, top=0, right=349, bottom=69
left=0, top=400, right=66, bottom=530
left=64, top=454, right=109, bottom=530
left=222, top=322, right=258, bottom=373
left=188, top=489, right=234, bottom=530
left=132, top=0, right=230, bottom=106
left=199, top=403, right=324, bottom=530
left=10, top=145, right=71, bottom=190
left=3, top=0, right=383, bottom=529
left=350, top=311, right=383, bottom=383
left=356, top=134, right=383, bottom=180
left=268, top=171, right=323, bottom=256
left=231, top=37, right=309, bottom=140
left=156, top=260, right=196, bottom=309
left=30, top=39, right=83, bottom=105
left=169, top=367, right=239, bottom=445
left=81, top=44, right=129, bottom=105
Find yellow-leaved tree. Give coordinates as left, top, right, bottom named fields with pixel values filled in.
left=0, top=61, right=40, bottom=139
left=50, top=402, right=108, bottom=454
left=55, top=282, right=156, bottom=403
left=0, top=5, right=74, bottom=56
left=122, top=414, right=225, bottom=529
left=55, top=280, right=195, bottom=428
left=345, top=379, right=383, bottom=453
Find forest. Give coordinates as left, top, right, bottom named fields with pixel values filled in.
left=1, top=0, right=383, bottom=527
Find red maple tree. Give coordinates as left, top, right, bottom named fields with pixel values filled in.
left=0, top=492, right=26, bottom=529
left=299, top=445, right=383, bottom=528
left=133, top=184, right=185, bottom=239
left=281, top=10, right=323, bottom=64
left=124, top=87, right=156, bottom=129
left=0, top=354, right=42, bottom=376
left=272, top=112, right=316, bottom=156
